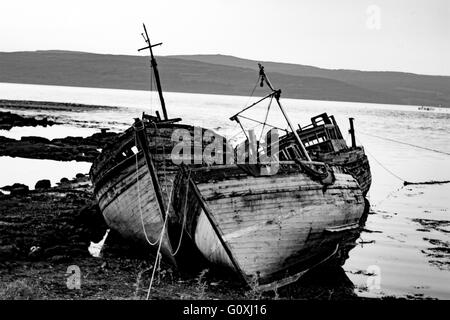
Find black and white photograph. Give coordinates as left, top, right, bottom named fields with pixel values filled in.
left=0, top=0, right=449, bottom=307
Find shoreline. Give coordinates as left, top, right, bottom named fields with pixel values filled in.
left=0, top=108, right=374, bottom=300
left=0, top=175, right=378, bottom=300
left=1, top=105, right=445, bottom=300
left=0, top=98, right=121, bottom=112
left=0, top=109, right=118, bottom=162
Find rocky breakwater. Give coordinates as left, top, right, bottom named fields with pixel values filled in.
left=0, top=131, right=118, bottom=162
left=0, top=111, right=56, bottom=130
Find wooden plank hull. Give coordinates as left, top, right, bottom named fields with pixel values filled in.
left=181, top=163, right=365, bottom=290
left=89, top=123, right=217, bottom=263
left=94, top=154, right=176, bottom=261
left=311, top=147, right=372, bottom=195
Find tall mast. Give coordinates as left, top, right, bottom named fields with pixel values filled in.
left=138, top=23, right=168, bottom=120
left=258, top=64, right=312, bottom=162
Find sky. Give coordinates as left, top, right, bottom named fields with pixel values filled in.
left=1, top=0, right=449, bottom=75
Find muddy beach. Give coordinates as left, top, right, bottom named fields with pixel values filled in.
left=0, top=174, right=371, bottom=300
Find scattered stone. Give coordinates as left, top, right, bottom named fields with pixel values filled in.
left=0, top=244, right=19, bottom=259
left=28, top=246, right=42, bottom=260
left=0, top=110, right=56, bottom=129
left=0, top=130, right=118, bottom=162
left=78, top=203, right=108, bottom=243
left=9, top=183, right=29, bottom=196
left=35, top=179, right=51, bottom=190
left=20, top=136, right=51, bottom=144
left=48, top=255, right=71, bottom=263
left=0, top=181, right=106, bottom=262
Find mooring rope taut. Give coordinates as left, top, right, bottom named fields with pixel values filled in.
left=359, top=131, right=450, bottom=156
left=357, top=136, right=450, bottom=186
left=362, top=143, right=406, bottom=182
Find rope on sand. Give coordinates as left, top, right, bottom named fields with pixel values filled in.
left=403, top=180, right=450, bottom=186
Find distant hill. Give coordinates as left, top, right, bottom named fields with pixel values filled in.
left=0, top=50, right=449, bottom=107
left=171, top=54, right=450, bottom=107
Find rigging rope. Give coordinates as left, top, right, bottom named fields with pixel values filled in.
left=259, top=95, right=273, bottom=142
left=150, top=65, right=154, bottom=114
left=241, top=75, right=261, bottom=110
left=228, top=120, right=245, bottom=145
left=235, top=114, right=287, bottom=132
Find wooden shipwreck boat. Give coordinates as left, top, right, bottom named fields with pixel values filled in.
left=172, top=65, right=366, bottom=290
left=279, top=113, right=372, bottom=195
left=90, top=25, right=368, bottom=290
left=89, top=25, right=219, bottom=265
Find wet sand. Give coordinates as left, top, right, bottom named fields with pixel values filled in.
left=345, top=183, right=450, bottom=299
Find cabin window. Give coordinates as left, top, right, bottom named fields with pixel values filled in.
left=329, top=129, right=336, bottom=139
left=286, top=146, right=297, bottom=159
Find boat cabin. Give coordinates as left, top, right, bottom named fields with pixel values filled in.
left=278, top=113, right=348, bottom=161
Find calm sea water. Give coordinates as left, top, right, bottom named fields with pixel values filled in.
left=0, top=82, right=449, bottom=299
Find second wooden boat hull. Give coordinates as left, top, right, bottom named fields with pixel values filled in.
left=180, top=163, right=365, bottom=290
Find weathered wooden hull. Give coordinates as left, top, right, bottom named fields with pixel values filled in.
left=311, top=147, right=371, bottom=196
left=178, top=162, right=365, bottom=290
left=93, top=153, right=177, bottom=261
left=89, top=123, right=216, bottom=264
left=278, top=114, right=372, bottom=196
